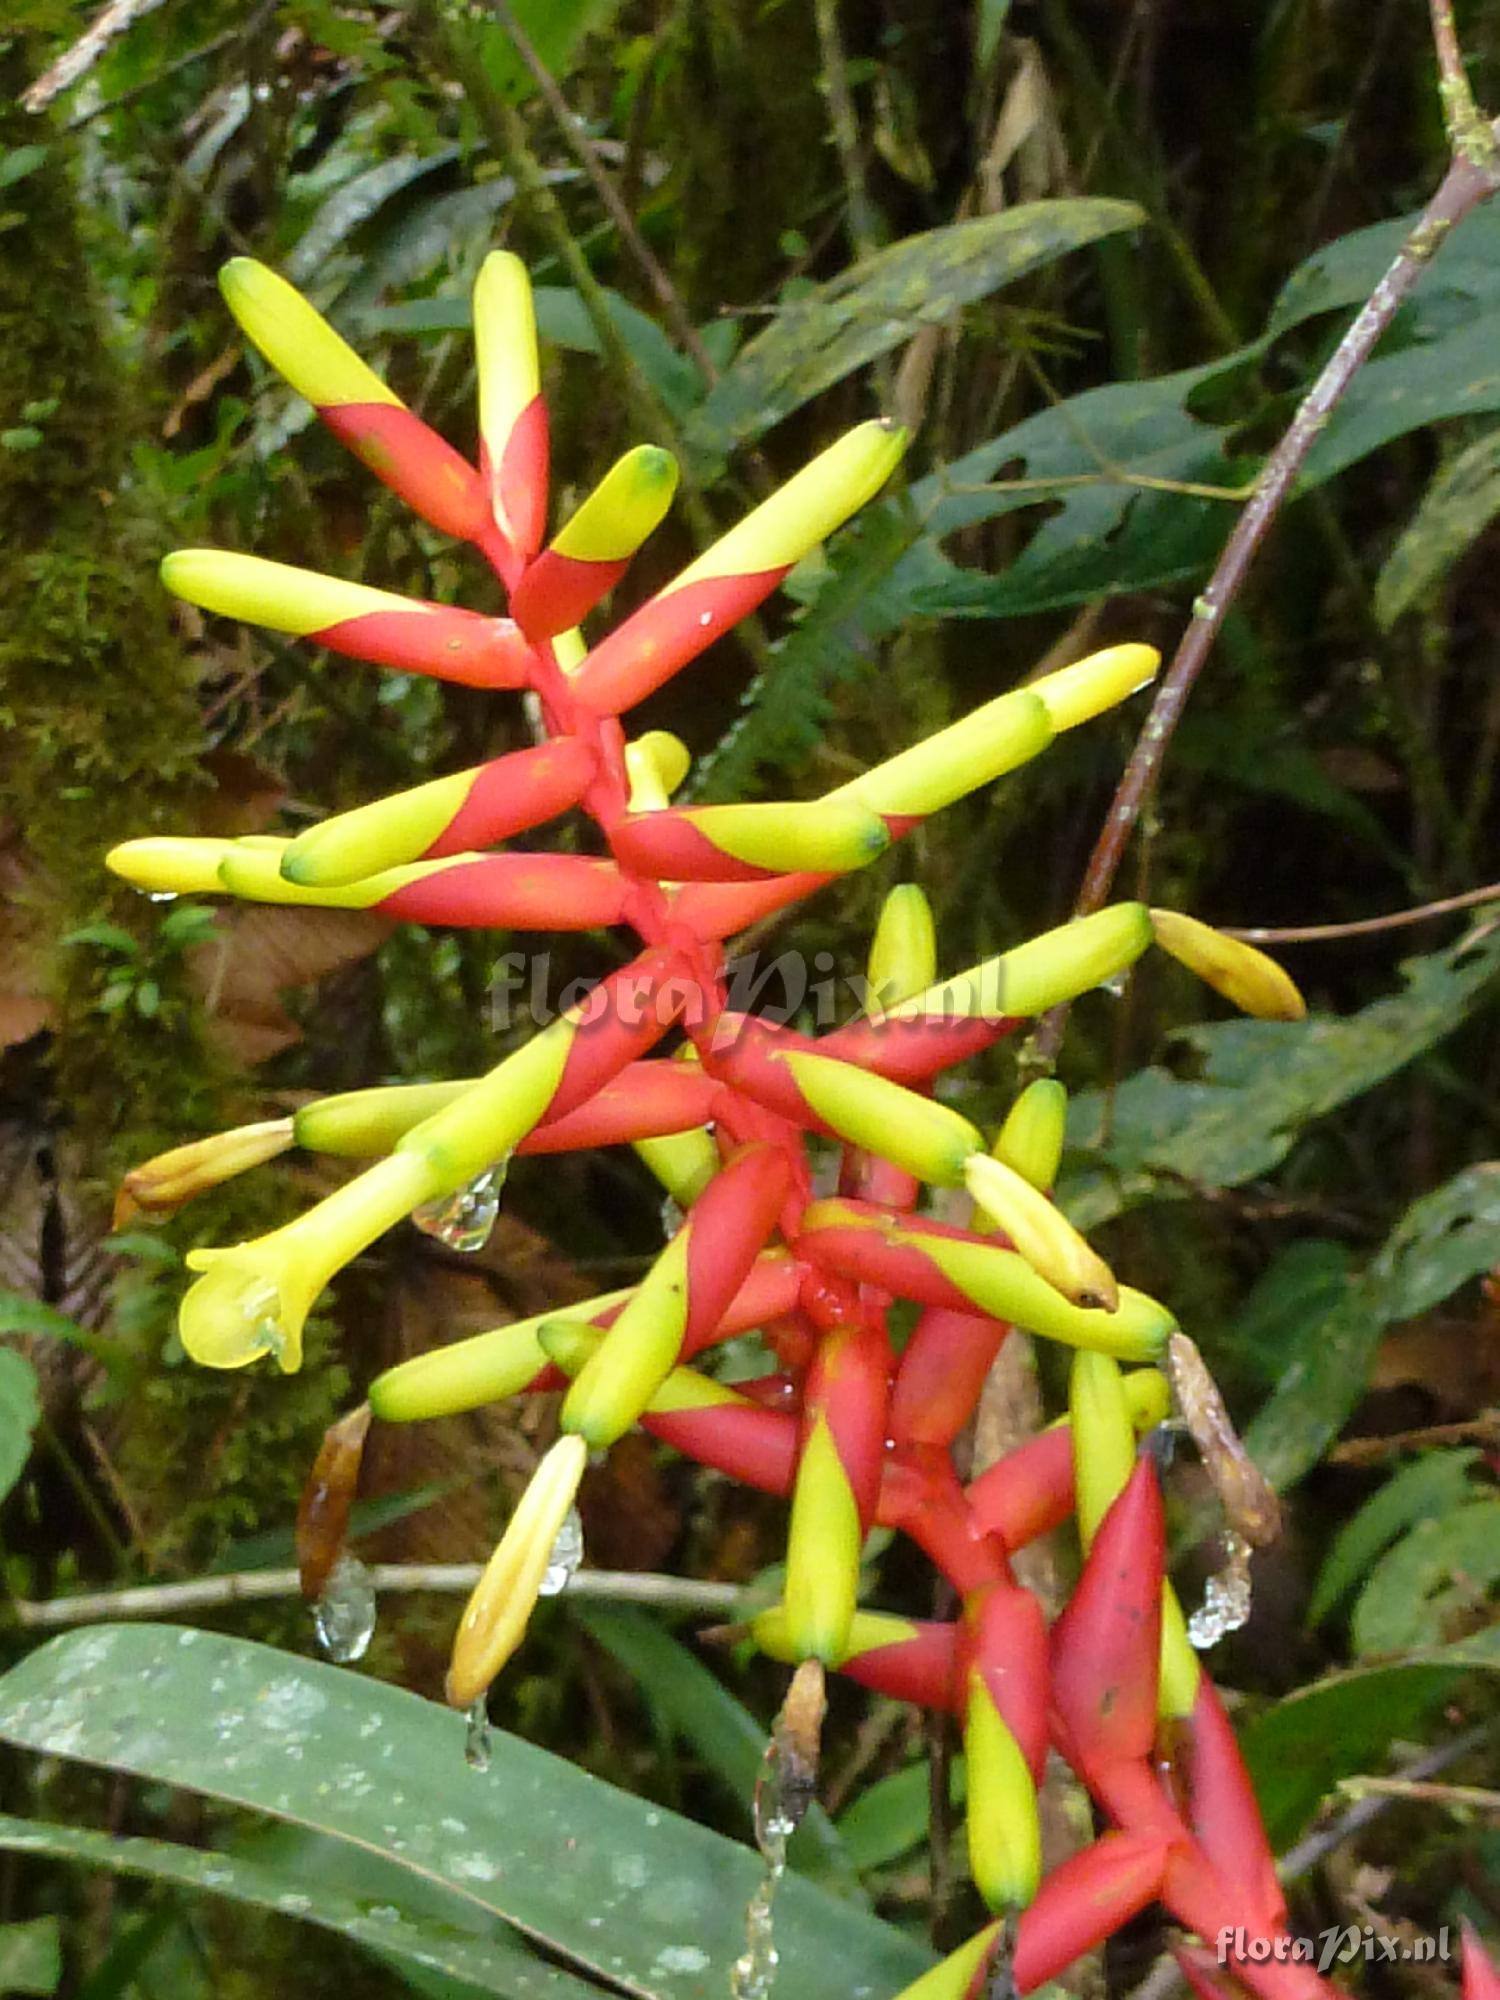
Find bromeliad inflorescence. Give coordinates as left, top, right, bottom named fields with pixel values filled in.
left=112, top=250, right=1359, bottom=2000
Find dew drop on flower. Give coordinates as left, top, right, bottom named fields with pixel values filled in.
left=1097, top=970, right=1130, bottom=998
left=412, top=1160, right=509, bottom=1254
left=538, top=1506, right=584, bottom=1598
left=464, top=1697, right=492, bottom=1772
left=1187, top=1529, right=1253, bottom=1648
left=146, top=890, right=179, bottom=903
left=312, top=1553, right=377, bottom=1664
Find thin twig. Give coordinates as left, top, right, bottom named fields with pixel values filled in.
left=477, top=0, right=720, bottom=386
left=1330, top=1413, right=1500, bottom=1465
left=1338, top=1776, right=1500, bottom=1813
left=10, top=1564, right=753, bottom=1630
left=1279, top=1725, right=1495, bottom=1879
left=1429, top=0, right=1494, bottom=162
left=1031, top=130, right=1500, bottom=1066
left=1225, top=881, right=1500, bottom=944
left=814, top=0, right=883, bottom=261
left=21, top=0, right=168, bottom=113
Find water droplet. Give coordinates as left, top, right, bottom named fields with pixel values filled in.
left=146, top=890, right=178, bottom=903
left=464, top=1698, right=492, bottom=1772
left=730, top=1850, right=783, bottom=2000
left=1187, top=1530, right=1253, bottom=1649
left=538, top=1506, right=583, bottom=1598
left=698, top=611, right=713, bottom=628
left=313, top=1554, right=377, bottom=1663
left=412, top=1161, right=508, bottom=1253
left=732, top=1668, right=823, bottom=2000
left=1097, top=970, right=1130, bottom=998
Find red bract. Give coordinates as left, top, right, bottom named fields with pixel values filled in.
left=109, top=252, right=1332, bottom=1997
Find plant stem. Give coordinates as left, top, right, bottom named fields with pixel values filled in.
left=1226, top=882, right=1500, bottom=944
left=10, top=1564, right=753, bottom=1629
left=477, top=0, right=721, bottom=386
left=1031, top=128, right=1500, bottom=1066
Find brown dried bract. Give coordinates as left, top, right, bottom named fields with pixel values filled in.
left=1167, top=1332, right=1282, bottom=1549
left=296, top=1403, right=372, bottom=1601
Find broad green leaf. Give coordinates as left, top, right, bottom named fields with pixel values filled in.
left=1222, top=1240, right=1354, bottom=1391
left=683, top=200, right=1145, bottom=464
left=836, top=1758, right=967, bottom=1874
left=1375, top=424, right=1500, bottom=625
left=0, top=1815, right=591, bottom=2000
left=1241, top=1626, right=1500, bottom=1846
left=1245, top=1161, right=1500, bottom=1493
left=1061, top=924, right=1500, bottom=1233
left=0, top=1916, right=60, bottom=1995
left=1350, top=1501, right=1500, bottom=1657
left=1266, top=203, right=1500, bottom=338
left=0, top=1626, right=933, bottom=2000
left=571, top=1604, right=859, bottom=1893
left=0, top=1347, right=41, bottom=1504
left=902, top=357, right=1250, bottom=620
left=0, top=145, right=49, bottom=192
left=1369, top=1157, right=1500, bottom=1325
left=1298, top=318, right=1500, bottom=491
left=1309, top=1451, right=1482, bottom=1627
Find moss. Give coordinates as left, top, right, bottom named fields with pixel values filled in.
left=0, top=36, right=344, bottom=1550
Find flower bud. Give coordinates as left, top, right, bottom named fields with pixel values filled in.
left=280, top=738, right=596, bottom=886
left=1149, top=909, right=1305, bottom=1020
left=161, top=551, right=531, bottom=689
left=114, top=1119, right=294, bottom=1226
left=897, top=904, right=1154, bottom=1021
left=782, top=1050, right=983, bottom=1186
left=572, top=422, right=906, bottom=714
left=964, top=1153, right=1118, bottom=1310
left=964, top=1675, right=1042, bottom=1911
left=219, top=258, right=490, bottom=541
left=1028, top=643, right=1160, bottom=730
left=107, top=835, right=240, bottom=894
left=474, top=251, right=548, bottom=565
left=612, top=798, right=889, bottom=883
left=623, top=731, right=691, bottom=811
left=829, top=688, right=1052, bottom=820
left=866, top=885, right=937, bottom=1011
left=783, top=1411, right=865, bottom=1665
left=446, top=1435, right=588, bottom=1705
left=510, top=445, right=678, bottom=638
left=992, top=1078, right=1068, bottom=1190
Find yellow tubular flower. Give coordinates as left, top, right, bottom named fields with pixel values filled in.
left=446, top=1435, right=589, bottom=1706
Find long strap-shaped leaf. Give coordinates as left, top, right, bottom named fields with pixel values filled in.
left=0, top=1625, right=933, bottom=2000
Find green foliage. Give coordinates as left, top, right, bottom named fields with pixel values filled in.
left=1062, top=924, right=1500, bottom=1234
left=0, top=1349, right=42, bottom=1507
left=1309, top=1450, right=1483, bottom=1626
left=680, top=200, right=1145, bottom=468
left=0, top=1918, right=60, bottom=1997
left=1242, top=1624, right=1500, bottom=1847
left=0, top=1627, right=933, bottom=2000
